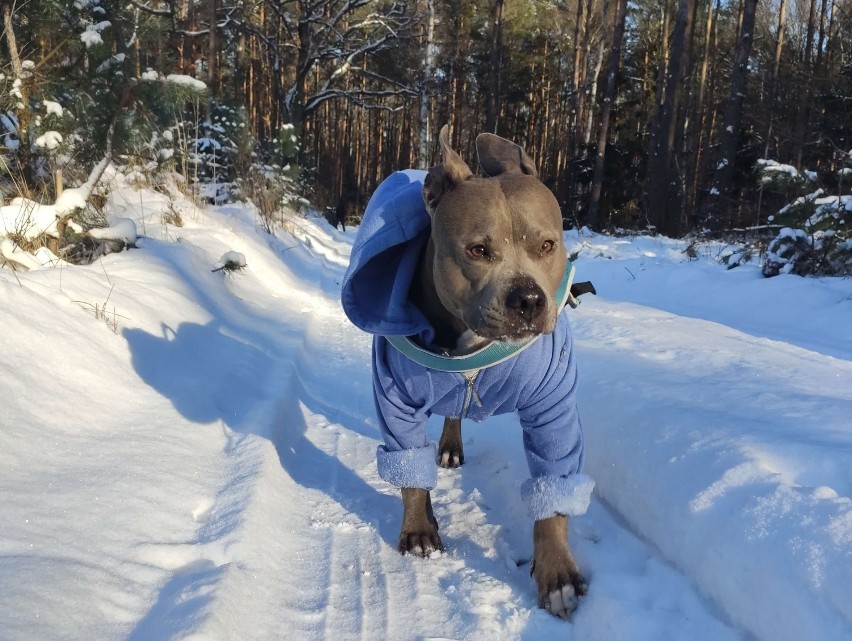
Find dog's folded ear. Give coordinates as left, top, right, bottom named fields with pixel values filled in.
left=476, top=133, right=538, bottom=178
left=423, top=125, right=473, bottom=215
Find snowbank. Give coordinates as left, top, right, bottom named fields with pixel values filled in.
left=565, top=230, right=852, bottom=641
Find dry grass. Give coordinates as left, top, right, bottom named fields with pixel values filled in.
left=163, top=201, right=184, bottom=227
left=72, top=285, right=129, bottom=333
left=239, top=169, right=293, bottom=234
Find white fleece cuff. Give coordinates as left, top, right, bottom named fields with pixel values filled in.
left=376, top=442, right=438, bottom=490
left=521, top=474, right=595, bottom=520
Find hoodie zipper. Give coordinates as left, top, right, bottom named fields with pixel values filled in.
left=460, top=370, right=483, bottom=418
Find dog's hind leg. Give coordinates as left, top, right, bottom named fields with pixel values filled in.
left=437, top=417, right=464, bottom=468
left=398, top=488, right=444, bottom=556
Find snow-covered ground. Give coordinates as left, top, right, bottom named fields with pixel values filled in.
left=1, top=183, right=850, bottom=641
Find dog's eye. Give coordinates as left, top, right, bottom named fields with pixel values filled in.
left=467, top=244, right=487, bottom=259
left=541, top=240, right=555, bottom=254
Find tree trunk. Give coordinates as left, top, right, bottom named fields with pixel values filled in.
left=450, top=4, right=467, bottom=146
left=648, top=0, right=672, bottom=151
left=645, top=0, right=696, bottom=236
left=583, top=29, right=606, bottom=147
left=565, top=0, right=592, bottom=224
left=706, top=0, right=758, bottom=223
left=690, top=0, right=720, bottom=214
left=2, top=0, right=34, bottom=190
left=418, top=0, right=436, bottom=167
left=287, top=10, right=312, bottom=132
left=207, top=0, right=218, bottom=95
left=484, top=0, right=504, bottom=133
left=794, top=0, right=818, bottom=167
left=763, top=0, right=786, bottom=157
left=587, top=0, right=628, bottom=229
left=816, top=0, right=828, bottom=74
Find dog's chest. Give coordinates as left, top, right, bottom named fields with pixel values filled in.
left=393, top=336, right=556, bottom=422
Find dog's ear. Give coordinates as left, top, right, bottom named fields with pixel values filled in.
left=423, top=125, right=472, bottom=215
left=475, top=133, right=538, bottom=178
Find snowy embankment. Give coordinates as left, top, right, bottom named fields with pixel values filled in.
left=1, top=183, right=850, bottom=641
left=566, top=234, right=852, bottom=641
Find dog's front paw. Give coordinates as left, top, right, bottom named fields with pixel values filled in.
left=437, top=417, right=464, bottom=468
left=399, top=488, right=445, bottom=557
left=398, top=522, right=444, bottom=557
left=437, top=441, right=464, bottom=468
left=532, top=515, right=587, bottom=620
left=531, top=557, right=587, bottom=620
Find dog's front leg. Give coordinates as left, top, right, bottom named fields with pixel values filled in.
left=398, top=487, right=444, bottom=556
left=437, top=417, right=464, bottom=468
left=532, top=514, right=587, bottom=619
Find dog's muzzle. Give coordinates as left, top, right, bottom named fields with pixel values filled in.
left=506, top=281, right=546, bottom=323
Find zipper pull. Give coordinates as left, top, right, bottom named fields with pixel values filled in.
left=470, top=384, right=483, bottom=408
left=463, top=371, right=483, bottom=407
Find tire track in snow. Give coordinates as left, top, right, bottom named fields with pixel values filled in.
left=317, top=426, right=368, bottom=641
left=295, top=305, right=411, bottom=641
left=355, top=525, right=391, bottom=641
left=286, top=295, right=486, bottom=641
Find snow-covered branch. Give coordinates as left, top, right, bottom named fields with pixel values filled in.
left=304, top=87, right=415, bottom=114
left=126, top=0, right=172, bottom=17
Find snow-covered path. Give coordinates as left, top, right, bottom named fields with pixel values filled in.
left=1, top=191, right=850, bottom=641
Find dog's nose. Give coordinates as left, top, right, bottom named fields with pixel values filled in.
left=505, top=282, right=546, bottom=321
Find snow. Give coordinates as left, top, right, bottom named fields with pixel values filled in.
left=55, top=187, right=89, bottom=216
left=1, top=188, right=851, bottom=641
left=779, top=188, right=823, bottom=215
left=0, top=238, right=43, bottom=269
left=89, top=217, right=138, bottom=244
left=219, top=250, right=247, bottom=268
left=0, top=198, right=62, bottom=239
left=42, top=100, right=63, bottom=117
left=34, top=130, right=63, bottom=150
left=196, top=136, right=222, bottom=151
left=0, top=187, right=93, bottom=246
left=95, top=52, right=126, bottom=74
left=758, top=159, right=800, bottom=178
left=165, top=74, right=208, bottom=92
left=80, top=21, right=111, bottom=48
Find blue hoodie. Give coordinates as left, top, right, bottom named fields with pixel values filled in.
left=341, top=170, right=593, bottom=520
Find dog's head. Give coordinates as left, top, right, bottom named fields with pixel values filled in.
left=422, top=126, right=567, bottom=342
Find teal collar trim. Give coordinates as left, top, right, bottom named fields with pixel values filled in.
left=386, top=261, right=575, bottom=373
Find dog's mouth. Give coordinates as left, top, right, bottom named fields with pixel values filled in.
left=470, top=317, right=551, bottom=343
left=463, top=290, right=556, bottom=343
left=501, top=323, right=548, bottom=342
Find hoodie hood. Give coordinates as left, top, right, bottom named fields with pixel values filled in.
left=341, top=170, right=432, bottom=337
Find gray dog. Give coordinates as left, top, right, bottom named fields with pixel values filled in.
left=341, top=126, right=594, bottom=619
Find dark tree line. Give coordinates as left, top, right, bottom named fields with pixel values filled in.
left=4, top=0, right=852, bottom=236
